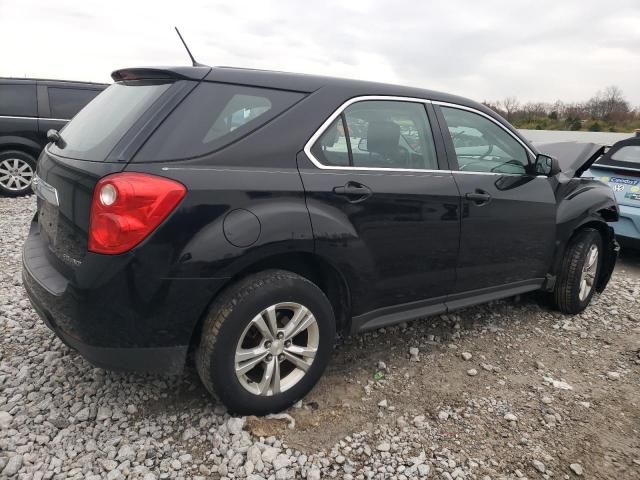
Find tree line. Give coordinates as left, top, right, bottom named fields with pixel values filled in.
left=483, top=86, right=640, bottom=132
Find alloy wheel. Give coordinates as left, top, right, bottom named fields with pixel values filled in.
left=0, top=158, right=34, bottom=192
left=578, top=244, right=599, bottom=301
left=234, top=302, right=319, bottom=396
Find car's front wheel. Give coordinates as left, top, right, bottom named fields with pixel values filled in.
left=554, top=228, right=603, bottom=314
left=196, top=270, right=335, bottom=415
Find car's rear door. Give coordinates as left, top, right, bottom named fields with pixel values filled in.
left=0, top=81, right=40, bottom=148
left=433, top=102, right=557, bottom=298
left=298, top=97, right=461, bottom=329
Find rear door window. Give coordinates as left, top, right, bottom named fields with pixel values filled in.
left=309, top=117, right=351, bottom=166
left=48, top=87, right=101, bottom=119
left=49, top=80, right=173, bottom=161
left=0, top=84, right=37, bottom=117
left=135, top=82, right=305, bottom=161
left=310, top=100, right=439, bottom=170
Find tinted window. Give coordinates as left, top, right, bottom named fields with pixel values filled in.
left=136, top=83, right=305, bottom=161
left=50, top=81, right=173, bottom=161
left=611, top=145, right=640, bottom=165
left=309, top=117, right=350, bottom=166
left=48, top=87, right=101, bottom=119
left=0, top=84, right=37, bottom=117
left=311, top=100, right=438, bottom=170
left=440, top=106, right=529, bottom=174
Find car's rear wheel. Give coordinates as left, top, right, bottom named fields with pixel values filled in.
left=0, top=150, right=36, bottom=196
left=196, top=269, right=335, bottom=415
left=554, top=228, right=602, bottom=314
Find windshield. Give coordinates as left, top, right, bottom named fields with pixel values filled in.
left=50, top=80, right=172, bottom=161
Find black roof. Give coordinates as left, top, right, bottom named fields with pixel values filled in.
left=110, top=65, right=532, bottom=151
left=209, top=67, right=490, bottom=111
left=113, top=65, right=490, bottom=112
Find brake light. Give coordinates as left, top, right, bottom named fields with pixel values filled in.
left=88, top=173, right=186, bottom=254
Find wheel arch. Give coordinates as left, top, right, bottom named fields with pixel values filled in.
left=549, top=217, right=618, bottom=293
left=188, top=251, right=352, bottom=351
left=0, top=136, right=42, bottom=158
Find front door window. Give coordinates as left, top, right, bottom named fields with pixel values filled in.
left=440, top=106, right=530, bottom=174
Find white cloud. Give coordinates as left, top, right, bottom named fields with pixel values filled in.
left=1, top=0, right=638, bottom=105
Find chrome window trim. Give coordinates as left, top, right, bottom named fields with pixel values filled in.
left=0, top=114, right=70, bottom=121
left=303, top=95, right=443, bottom=173
left=432, top=101, right=537, bottom=158
left=303, top=95, right=538, bottom=175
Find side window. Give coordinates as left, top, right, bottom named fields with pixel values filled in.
left=0, top=84, right=37, bottom=117
left=48, top=87, right=101, bottom=119
left=136, top=82, right=305, bottom=161
left=310, top=100, right=438, bottom=170
left=345, top=101, right=437, bottom=169
left=440, top=106, right=530, bottom=174
left=309, top=116, right=350, bottom=166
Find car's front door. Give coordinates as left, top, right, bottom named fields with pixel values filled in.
left=434, top=103, right=557, bottom=295
left=298, top=98, right=461, bottom=324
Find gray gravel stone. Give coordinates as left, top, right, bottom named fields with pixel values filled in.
left=2, top=455, right=23, bottom=476
left=570, top=463, right=584, bottom=476
left=0, top=194, right=637, bottom=480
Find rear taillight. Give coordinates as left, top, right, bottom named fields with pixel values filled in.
left=88, top=172, right=186, bottom=254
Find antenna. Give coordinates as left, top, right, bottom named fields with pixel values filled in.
left=174, top=27, right=204, bottom=67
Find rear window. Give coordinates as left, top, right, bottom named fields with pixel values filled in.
left=611, top=145, right=640, bottom=165
left=134, top=82, right=305, bottom=161
left=48, top=87, right=101, bottom=119
left=50, top=81, right=172, bottom=161
left=0, top=84, right=37, bottom=117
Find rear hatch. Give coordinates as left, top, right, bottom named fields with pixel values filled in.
left=584, top=137, right=640, bottom=208
left=591, top=137, right=640, bottom=207
left=32, top=65, right=308, bottom=274
left=586, top=165, right=640, bottom=207
left=33, top=69, right=206, bottom=271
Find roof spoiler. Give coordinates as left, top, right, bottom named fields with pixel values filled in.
left=111, top=66, right=210, bottom=82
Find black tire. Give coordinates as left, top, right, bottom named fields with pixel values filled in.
left=196, top=269, right=335, bottom=415
left=0, top=150, right=37, bottom=196
left=553, top=228, right=603, bottom=314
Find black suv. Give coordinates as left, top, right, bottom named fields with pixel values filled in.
left=0, top=78, right=106, bottom=195
left=22, top=66, right=619, bottom=414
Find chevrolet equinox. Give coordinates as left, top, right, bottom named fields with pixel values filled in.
left=23, top=66, right=619, bottom=414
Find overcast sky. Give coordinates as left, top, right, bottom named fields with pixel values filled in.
left=1, top=0, right=639, bottom=105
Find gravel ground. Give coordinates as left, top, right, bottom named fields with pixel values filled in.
left=1, top=195, right=639, bottom=480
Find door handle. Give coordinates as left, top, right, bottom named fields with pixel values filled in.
left=333, top=181, right=372, bottom=202
left=465, top=190, right=492, bottom=205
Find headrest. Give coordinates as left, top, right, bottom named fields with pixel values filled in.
left=367, top=121, right=400, bottom=154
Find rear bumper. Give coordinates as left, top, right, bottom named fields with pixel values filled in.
left=22, top=220, right=228, bottom=374
left=23, top=280, right=188, bottom=373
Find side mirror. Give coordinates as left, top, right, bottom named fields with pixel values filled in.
left=534, top=154, right=560, bottom=176
left=357, top=138, right=368, bottom=151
